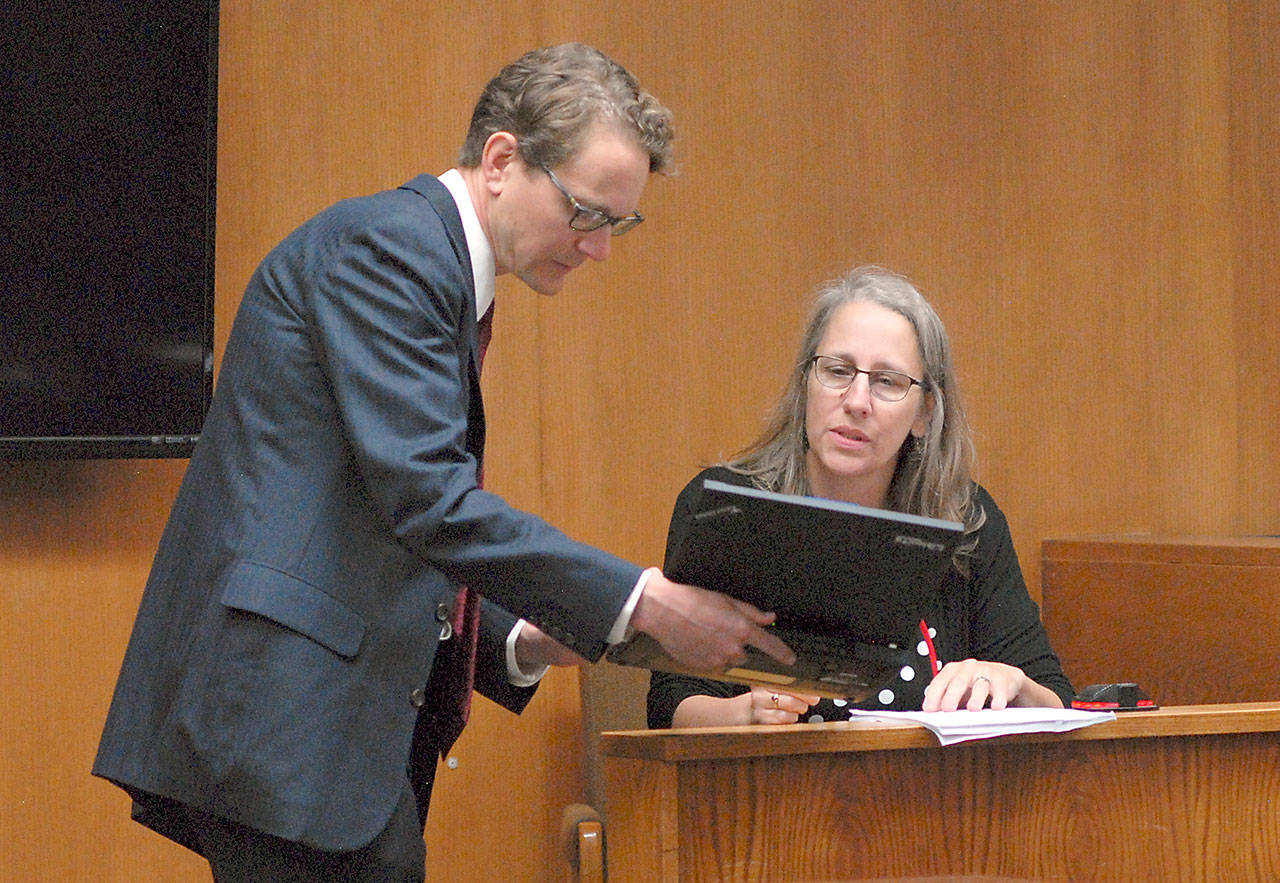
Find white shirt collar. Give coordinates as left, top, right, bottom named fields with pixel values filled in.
left=438, top=168, right=495, bottom=320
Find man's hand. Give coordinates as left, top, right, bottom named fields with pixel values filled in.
left=628, top=572, right=795, bottom=671
left=514, top=621, right=589, bottom=669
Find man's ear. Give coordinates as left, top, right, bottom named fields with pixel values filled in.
left=480, top=131, right=520, bottom=194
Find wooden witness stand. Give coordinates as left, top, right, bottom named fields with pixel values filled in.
left=1042, top=536, right=1280, bottom=707
left=600, top=703, right=1280, bottom=881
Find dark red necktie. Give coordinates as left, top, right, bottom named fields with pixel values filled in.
left=422, top=303, right=491, bottom=755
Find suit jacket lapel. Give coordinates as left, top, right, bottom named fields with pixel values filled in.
left=398, top=174, right=485, bottom=459
left=399, top=174, right=477, bottom=332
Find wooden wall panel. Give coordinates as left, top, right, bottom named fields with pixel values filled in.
left=0, top=461, right=208, bottom=880
left=3, top=2, right=1277, bottom=880
left=1230, top=2, right=1280, bottom=534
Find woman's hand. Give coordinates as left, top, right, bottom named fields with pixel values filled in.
left=746, top=685, right=822, bottom=724
left=921, top=659, right=1064, bottom=712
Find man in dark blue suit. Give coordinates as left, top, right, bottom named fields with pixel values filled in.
left=93, top=43, right=792, bottom=880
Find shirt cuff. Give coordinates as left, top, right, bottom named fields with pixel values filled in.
left=506, top=620, right=548, bottom=687
left=607, top=567, right=657, bottom=645
left=507, top=567, right=654, bottom=685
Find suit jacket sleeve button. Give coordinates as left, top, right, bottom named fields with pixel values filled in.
left=435, top=602, right=451, bottom=622
left=410, top=687, right=427, bottom=708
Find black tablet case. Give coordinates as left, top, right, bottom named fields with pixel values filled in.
left=607, top=479, right=963, bottom=700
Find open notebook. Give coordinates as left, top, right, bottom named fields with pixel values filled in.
left=608, top=479, right=964, bottom=700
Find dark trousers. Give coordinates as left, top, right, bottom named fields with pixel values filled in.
left=196, top=781, right=426, bottom=883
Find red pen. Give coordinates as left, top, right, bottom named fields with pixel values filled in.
left=919, top=619, right=941, bottom=676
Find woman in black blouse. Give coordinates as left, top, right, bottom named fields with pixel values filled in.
left=648, top=267, right=1072, bottom=728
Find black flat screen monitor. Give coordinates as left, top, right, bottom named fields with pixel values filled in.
left=0, top=1, right=218, bottom=459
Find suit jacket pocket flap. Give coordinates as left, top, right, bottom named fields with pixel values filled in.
left=220, top=561, right=365, bottom=658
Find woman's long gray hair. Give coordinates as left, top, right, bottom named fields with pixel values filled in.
left=726, top=266, right=984, bottom=565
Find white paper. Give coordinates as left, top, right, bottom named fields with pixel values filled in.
left=846, top=707, right=1116, bottom=746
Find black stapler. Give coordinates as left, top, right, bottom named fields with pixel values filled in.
left=1071, top=682, right=1158, bottom=711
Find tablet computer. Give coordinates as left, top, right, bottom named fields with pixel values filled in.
left=607, top=479, right=963, bottom=699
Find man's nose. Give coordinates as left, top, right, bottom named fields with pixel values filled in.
left=576, top=225, right=613, bottom=262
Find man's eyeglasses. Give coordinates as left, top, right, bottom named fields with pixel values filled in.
left=540, top=165, right=643, bottom=236
left=809, top=355, right=927, bottom=402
